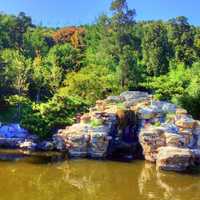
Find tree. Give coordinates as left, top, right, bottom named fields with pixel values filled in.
left=118, top=45, right=142, bottom=89
left=110, top=0, right=137, bottom=88
left=23, top=27, right=54, bottom=58
left=167, top=16, right=196, bottom=65
left=60, top=65, right=120, bottom=104
left=11, top=94, right=87, bottom=138
left=110, top=0, right=136, bottom=51
left=47, top=64, right=63, bottom=95
left=47, top=43, right=82, bottom=73
left=32, top=55, right=49, bottom=102
left=142, top=21, right=170, bottom=76
left=1, top=49, right=31, bottom=117
left=52, top=27, right=85, bottom=48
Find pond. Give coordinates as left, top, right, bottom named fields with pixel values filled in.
left=0, top=150, right=199, bottom=200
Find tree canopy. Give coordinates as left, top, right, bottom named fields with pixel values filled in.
left=0, top=0, right=200, bottom=137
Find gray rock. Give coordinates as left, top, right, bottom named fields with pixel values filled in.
left=156, top=146, right=193, bottom=171
left=120, top=91, right=149, bottom=102
left=37, top=141, right=55, bottom=151
left=106, top=96, right=125, bottom=103
left=19, top=140, right=37, bottom=151
left=0, top=124, right=29, bottom=138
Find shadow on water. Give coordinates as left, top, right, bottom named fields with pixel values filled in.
left=0, top=149, right=68, bottom=164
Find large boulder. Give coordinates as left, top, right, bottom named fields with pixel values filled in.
left=55, top=115, right=116, bottom=158
left=0, top=123, right=38, bottom=149
left=0, top=124, right=29, bottom=139
left=139, top=127, right=166, bottom=162
left=156, top=146, right=193, bottom=171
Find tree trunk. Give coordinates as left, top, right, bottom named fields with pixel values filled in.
left=36, top=88, right=41, bottom=103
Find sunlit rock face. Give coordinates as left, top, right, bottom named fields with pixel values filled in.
left=55, top=113, right=117, bottom=158
left=55, top=91, right=149, bottom=159
left=138, top=105, right=200, bottom=171
left=156, top=147, right=193, bottom=171
left=56, top=91, right=200, bottom=171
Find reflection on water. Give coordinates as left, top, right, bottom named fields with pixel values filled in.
left=138, top=162, right=200, bottom=200
left=0, top=150, right=199, bottom=200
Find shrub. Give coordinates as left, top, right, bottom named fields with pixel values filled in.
left=8, top=95, right=88, bottom=139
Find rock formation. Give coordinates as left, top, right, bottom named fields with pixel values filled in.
left=1, top=91, right=200, bottom=172
left=55, top=91, right=200, bottom=171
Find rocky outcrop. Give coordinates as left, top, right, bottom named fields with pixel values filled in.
left=54, top=91, right=150, bottom=159
left=0, top=124, right=56, bottom=151
left=54, top=111, right=117, bottom=158
left=1, top=91, right=200, bottom=172
left=55, top=91, right=200, bottom=171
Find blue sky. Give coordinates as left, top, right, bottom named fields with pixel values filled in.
left=0, top=0, right=199, bottom=27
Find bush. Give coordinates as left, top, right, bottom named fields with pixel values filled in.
left=142, top=63, right=190, bottom=100
left=8, top=95, right=88, bottom=139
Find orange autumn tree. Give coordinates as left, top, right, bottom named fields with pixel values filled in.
left=52, top=27, right=85, bottom=48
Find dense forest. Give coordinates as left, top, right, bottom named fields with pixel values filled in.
left=0, top=0, right=200, bottom=138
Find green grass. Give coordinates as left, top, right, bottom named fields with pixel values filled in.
left=153, top=121, right=161, bottom=127
left=116, top=102, right=126, bottom=110
left=90, top=118, right=103, bottom=128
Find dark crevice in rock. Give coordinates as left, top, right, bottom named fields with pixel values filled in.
left=107, top=109, right=143, bottom=161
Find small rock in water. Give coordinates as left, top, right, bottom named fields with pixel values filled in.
left=19, top=140, right=37, bottom=151
left=156, top=146, right=193, bottom=172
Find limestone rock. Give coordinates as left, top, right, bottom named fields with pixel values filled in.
left=120, top=91, right=149, bottom=102
left=191, top=149, right=200, bottom=165
left=176, top=108, right=188, bottom=115
left=139, top=127, right=166, bottom=162
left=175, top=116, right=195, bottom=129
left=106, top=96, right=124, bottom=103
left=138, top=107, right=156, bottom=120
left=0, top=124, right=30, bottom=139
left=156, top=147, right=193, bottom=171
left=120, top=91, right=150, bottom=108
left=56, top=122, right=114, bottom=158
left=164, top=132, right=185, bottom=147
left=37, top=141, right=55, bottom=151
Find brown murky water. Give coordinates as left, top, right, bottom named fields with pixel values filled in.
left=0, top=150, right=199, bottom=200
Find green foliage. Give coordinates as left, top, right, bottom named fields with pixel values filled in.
left=167, top=16, right=196, bottom=65
left=142, top=63, right=191, bottom=100
left=19, top=95, right=88, bottom=138
left=175, top=62, right=200, bottom=118
left=143, top=61, right=200, bottom=119
left=142, top=21, right=169, bottom=76
left=1, top=49, right=31, bottom=95
left=23, top=27, right=54, bottom=57
left=116, top=102, right=126, bottom=110
left=1, top=0, right=200, bottom=138
left=60, top=65, right=121, bottom=104
left=47, top=43, right=82, bottom=72
left=0, top=106, right=18, bottom=123
left=89, top=118, right=103, bottom=128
